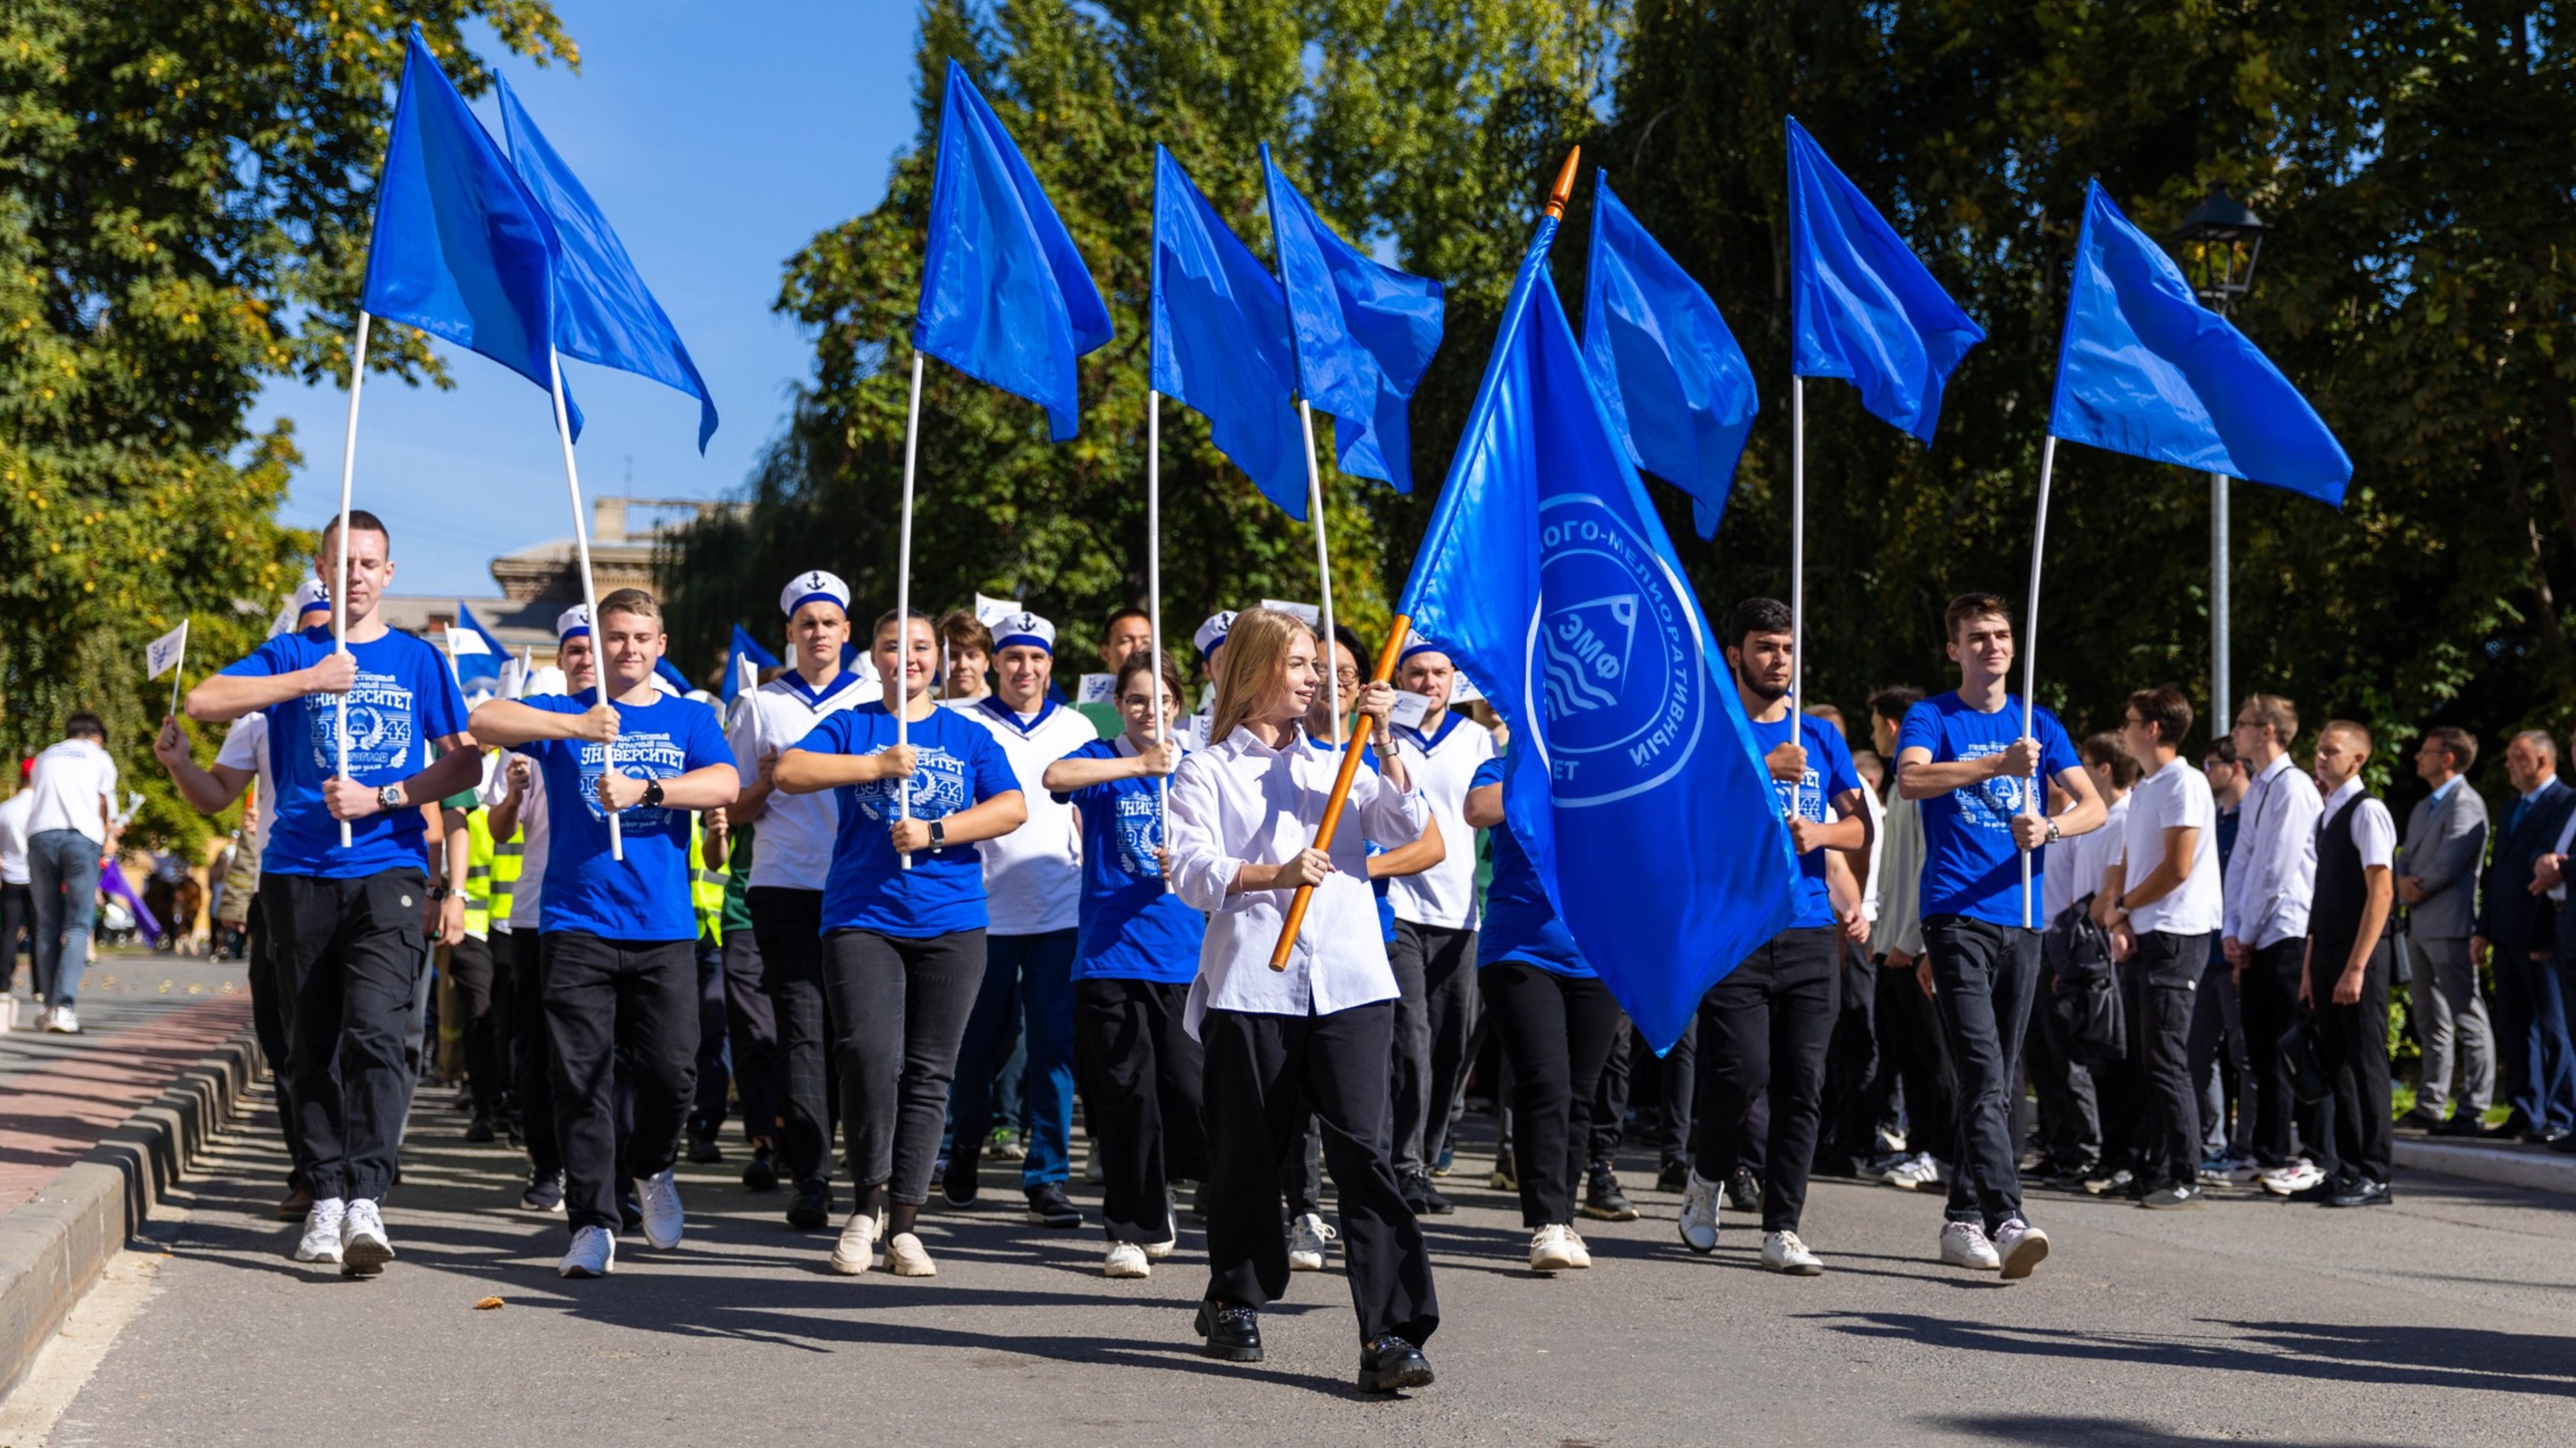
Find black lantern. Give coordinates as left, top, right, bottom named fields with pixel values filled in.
left=2173, top=184, right=2264, bottom=316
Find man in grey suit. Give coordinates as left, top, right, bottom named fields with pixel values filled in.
left=2397, top=726, right=2491, bottom=1132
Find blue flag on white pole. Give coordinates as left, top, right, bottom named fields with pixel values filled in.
left=2049, top=182, right=2350, bottom=506
left=1261, top=145, right=1445, bottom=493
left=455, top=602, right=510, bottom=660
left=914, top=59, right=1113, bottom=441
left=1151, top=147, right=1307, bottom=516
left=722, top=624, right=781, bottom=706
left=1785, top=117, right=1985, bottom=443
left=495, top=77, right=721, bottom=453
left=1580, top=174, right=1760, bottom=539
left=1397, top=203, right=1799, bottom=1053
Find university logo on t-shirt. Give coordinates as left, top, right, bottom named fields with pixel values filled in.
left=845, top=748, right=971, bottom=823
left=573, top=733, right=690, bottom=827
left=302, top=667, right=416, bottom=775
left=1112, top=789, right=1161, bottom=877
left=1530, top=494, right=1709, bottom=806
left=1948, top=739, right=2029, bottom=828
left=1773, top=763, right=1824, bottom=823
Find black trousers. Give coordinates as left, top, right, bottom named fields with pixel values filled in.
left=820, top=928, right=984, bottom=1205
left=504, top=928, right=563, bottom=1179
left=1595, top=1015, right=1695, bottom=1166
left=449, top=933, right=502, bottom=1120
left=241, top=895, right=310, bottom=1186
left=1200, top=1003, right=1438, bottom=1347
left=1388, top=920, right=1480, bottom=1176
left=2119, top=930, right=2209, bottom=1192
left=1922, top=915, right=2040, bottom=1231
left=2236, top=936, right=2314, bottom=1165
left=1820, top=937, right=1881, bottom=1163
left=543, top=931, right=699, bottom=1235
left=262, top=870, right=426, bottom=1203
left=691, top=935, right=731, bottom=1138
left=1875, top=957, right=1958, bottom=1159
left=751, top=887, right=835, bottom=1189
left=2188, top=948, right=2250, bottom=1155
left=1074, top=976, right=1206, bottom=1243
left=721, top=926, right=779, bottom=1147
left=1692, top=925, right=1840, bottom=1234
left=1, top=881, right=31, bottom=989
left=2309, top=940, right=2395, bottom=1185
left=1484, top=962, right=1622, bottom=1227
left=2030, top=967, right=2102, bottom=1172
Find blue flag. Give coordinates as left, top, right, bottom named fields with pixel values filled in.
left=654, top=657, right=694, bottom=695
left=722, top=624, right=781, bottom=706
left=1398, top=206, right=1799, bottom=1053
left=455, top=603, right=510, bottom=659
left=1261, top=145, right=1444, bottom=493
left=1581, top=174, right=1759, bottom=539
left=914, top=59, right=1113, bottom=441
left=495, top=77, right=720, bottom=453
left=360, top=29, right=574, bottom=431
left=1151, top=148, right=1308, bottom=517
left=1785, top=117, right=1985, bottom=443
left=2049, top=183, right=2351, bottom=506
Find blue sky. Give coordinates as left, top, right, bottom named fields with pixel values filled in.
left=250, top=1, right=924, bottom=596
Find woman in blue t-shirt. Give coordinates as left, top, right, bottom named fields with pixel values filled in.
left=1040, top=650, right=1205, bottom=1280
left=775, top=609, right=1026, bottom=1280
left=1463, top=753, right=1623, bottom=1273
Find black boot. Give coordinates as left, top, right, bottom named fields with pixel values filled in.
left=1194, top=1300, right=1263, bottom=1362
left=1358, top=1335, right=1434, bottom=1392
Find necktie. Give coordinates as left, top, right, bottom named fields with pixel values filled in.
left=2509, top=796, right=2528, bottom=837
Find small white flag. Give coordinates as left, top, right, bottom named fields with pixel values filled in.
left=973, top=593, right=1022, bottom=628
left=446, top=625, right=492, bottom=656
left=1259, top=599, right=1321, bottom=629
left=1388, top=690, right=1435, bottom=730
left=146, top=620, right=189, bottom=680
left=1077, top=673, right=1116, bottom=704
left=1450, top=671, right=1484, bottom=705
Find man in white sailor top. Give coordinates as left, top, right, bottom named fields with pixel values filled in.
left=1185, top=611, right=1236, bottom=751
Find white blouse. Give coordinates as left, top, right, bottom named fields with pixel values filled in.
left=1168, top=723, right=1429, bottom=1031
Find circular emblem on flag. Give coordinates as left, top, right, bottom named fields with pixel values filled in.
left=1522, top=493, right=1708, bottom=809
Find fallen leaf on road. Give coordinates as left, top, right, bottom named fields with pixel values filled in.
left=474, top=1296, right=504, bottom=1311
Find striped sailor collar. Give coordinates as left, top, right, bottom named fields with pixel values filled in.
left=776, top=667, right=867, bottom=711
left=974, top=689, right=1066, bottom=737
left=1397, top=707, right=1470, bottom=753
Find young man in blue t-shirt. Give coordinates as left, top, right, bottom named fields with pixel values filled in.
left=469, top=588, right=740, bottom=1280
left=1677, top=599, right=1871, bottom=1276
left=1894, top=592, right=2105, bottom=1280
left=188, top=511, right=483, bottom=1276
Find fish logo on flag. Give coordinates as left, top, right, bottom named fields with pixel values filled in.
left=147, top=621, right=189, bottom=680
left=1530, top=500, right=1709, bottom=802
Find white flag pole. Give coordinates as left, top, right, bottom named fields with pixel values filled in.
left=166, top=618, right=189, bottom=719
left=331, top=312, right=373, bottom=849
left=1298, top=399, right=1341, bottom=746
left=546, top=344, right=621, bottom=862
left=894, top=347, right=925, bottom=871
left=1789, top=375, right=1807, bottom=781
left=1148, top=388, right=1171, bottom=892
left=2019, top=434, right=2060, bottom=928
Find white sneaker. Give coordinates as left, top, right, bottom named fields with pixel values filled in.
left=1530, top=1223, right=1579, bottom=1271
left=339, top=1198, right=393, bottom=1276
left=1287, top=1212, right=1335, bottom=1271
left=1104, top=1241, right=1151, bottom=1278
left=828, top=1210, right=879, bottom=1276
left=44, top=1004, right=78, bottom=1034
left=2260, top=1159, right=2325, bottom=1197
left=1939, top=1220, right=2002, bottom=1271
left=635, top=1168, right=684, bottom=1250
left=293, top=1198, right=347, bottom=1264
left=1881, top=1151, right=1933, bottom=1189
left=558, top=1224, right=615, bottom=1278
left=1677, top=1170, right=1720, bottom=1253
left=1994, top=1217, right=2050, bottom=1280
left=1145, top=1213, right=1177, bottom=1260
left=885, top=1231, right=936, bottom=1277
left=1563, top=1226, right=1592, bottom=1269
left=1762, top=1230, right=1825, bottom=1275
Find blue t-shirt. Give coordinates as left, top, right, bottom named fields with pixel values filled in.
left=1749, top=711, right=1864, bottom=931
left=796, top=702, right=1020, bottom=939
left=1469, top=755, right=1592, bottom=978
left=1343, top=740, right=1398, bottom=944
left=517, top=691, right=730, bottom=942
left=218, top=626, right=468, bottom=879
left=1051, top=739, right=1205, bottom=983
left=1898, top=691, right=2080, bottom=927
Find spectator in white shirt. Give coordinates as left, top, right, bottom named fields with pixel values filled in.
left=24, top=711, right=119, bottom=1030
left=2220, top=693, right=2327, bottom=1182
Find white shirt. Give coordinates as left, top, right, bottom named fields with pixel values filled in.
left=1855, top=782, right=1888, bottom=924
left=2120, top=756, right=2223, bottom=935
left=961, top=695, right=1096, bottom=936
left=0, top=790, right=32, bottom=884
left=2223, top=753, right=2322, bottom=949
left=214, top=713, right=275, bottom=860
left=1386, top=710, right=1496, bottom=931
left=485, top=752, right=549, bottom=930
left=2322, top=774, right=2397, bottom=870
left=2044, top=791, right=2129, bottom=924
left=729, top=671, right=872, bottom=891
left=1169, top=723, right=1429, bottom=1032
left=25, top=738, right=118, bottom=844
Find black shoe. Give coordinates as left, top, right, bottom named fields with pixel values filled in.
left=1656, top=1158, right=1689, bottom=1194
left=2286, top=1177, right=2341, bottom=1203
left=1580, top=1162, right=1639, bottom=1222
left=2430, top=1112, right=2487, bottom=1139
left=686, top=1133, right=725, bottom=1165
left=1724, top=1165, right=1761, bottom=1213
left=944, top=1147, right=982, bottom=1208
left=1357, top=1335, right=1434, bottom=1393
left=741, top=1145, right=779, bottom=1192
left=2484, top=1110, right=2532, bottom=1140
left=2397, top=1107, right=2444, bottom=1133
left=1026, top=1181, right=1084, bottom=1228
left=1194, top=1299, right=1263, bottom=1362
left=462, top=1116, right=495, bottom=1144
left=2537, top=1127, right=2575, bottom=1147
left=2324, top=1177, right=2393, bottom=1207
left=1189, top=1178, right=1210, bottom=1219
left=1401, top=1169, right=1453, bottom=1215
left=519, top=1172, right=565, bottom=1214
left=785, top=1181, right=832, bottom=1230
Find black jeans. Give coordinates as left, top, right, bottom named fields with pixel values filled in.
left=751, top=887, right=834, bottom=1189
left=1875, top=957, right=1958, bottom=1160
left=1595, top=1015, right=1695, bottom=1166
left=1922, top=915, right=2040, bottom=1231
left=543, top=932, right=699, bottom=1235
left=691, top=935, right=731, bottom=1139
left=1389, top=920, right=1480, bottom=1175
left=1692, top=925, right=1840, bottom=1234
left=2236, top=936, right=2313, bottom=1165
left=1073, top=976, right=1206, bottom=1244
left=2030, top=966, right=2102, bottom=1173
left=2188, top=948, right=2250, bottom=1155
left=721, top=926, right=779, bottom=1147
left=241, top=895, right=310, bottom=1187
left=1, top=881, right=31, bottom=991
left=1484, top=961, right=1622, bottom=1227
left=1200, top=1003, right=1438, bottom=1348
left=262, top=869, right=427, bottom=1203
left=820, top=928, right=985, bottom=1205
left=449, top=933, right=502, bottom=1121
left=504, top=928, right=563, bottom=1180
left=1820, top=937, right=1881, bottom=1163
left=2310, top=940, right=2395, bottom=1186
left=2121, top=930, right=2209, bottom=1192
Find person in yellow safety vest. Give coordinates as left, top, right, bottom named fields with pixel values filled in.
left=687, top=805, right=735, bottom=1163
left=484, top=798, right=525, bottom=1148
left=448, top=792, right=506, bottom=1143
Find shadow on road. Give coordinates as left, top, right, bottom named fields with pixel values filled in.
left=1922, top=1414, right=2414, bottom=1446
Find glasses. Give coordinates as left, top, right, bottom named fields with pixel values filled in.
left=1333, top=667, right=1361, bottom=685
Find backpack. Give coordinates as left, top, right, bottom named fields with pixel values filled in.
left=2042, top=894, right=2126, bottom=1064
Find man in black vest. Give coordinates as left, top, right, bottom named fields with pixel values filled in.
left=2304, top=722, right=2398, bottom=1206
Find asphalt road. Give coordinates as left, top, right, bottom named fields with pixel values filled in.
left=33, top=1085, right=2576, bottom=1447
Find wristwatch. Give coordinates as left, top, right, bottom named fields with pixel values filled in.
left=642, top=778, right=666, bottom=809
left=428, top=886, right=454, bottom=902
left=2044, top=818, right=2061, bottom=844
left=928, top=819, right=948, bottom=849
left=376, top=782, right=406, bottom=813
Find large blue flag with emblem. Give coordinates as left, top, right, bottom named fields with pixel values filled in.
left=1398, top=201, right=1799, bottom=1053
left=1261, top=144, right=1444, bottom=494
left=1786, top=117, right=1985, bottom=443
left=2049, top=182, right=2350, bottom=506
left=1581, top=173, right=1759, bottom=540
left=1150, top=147, right=1307, bottom=516
left=914, top=59, right=1113, bottom=441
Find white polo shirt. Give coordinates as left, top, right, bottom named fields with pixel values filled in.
left=214, top=713, right=276, bottom=858
left=26, top=738, right=118, bottom=844
left=1385, top=710, right=1495, bottom=932
left=0, top=790, right=31, bottom=885
left=960, top=694, right=1097, bottom=936
left=729, top=670, right=873, bottom=892
left=2124, top=756, right=2223, bottom=936
left=484, top=752, right=550, bottom=931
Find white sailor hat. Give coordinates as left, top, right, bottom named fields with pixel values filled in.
left=991, top=611, right=1055, bottom=654
left=1194, top=611, right=1238, bottom=661
left=780, top=570, right=851, bottom=618
left=293, top=578, right=332, bottom=617
left=556, top=605, right=591, bottom=642
left=1400, top=634, right=1449, bottom=664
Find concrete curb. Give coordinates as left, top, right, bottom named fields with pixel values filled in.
left=0, top=1025, right=263, bottom=1404
left=2397, top=1135, right=2576, bottom=1198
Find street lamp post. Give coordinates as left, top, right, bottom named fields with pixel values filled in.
left=2174, top=184, right=2264, bottom=738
